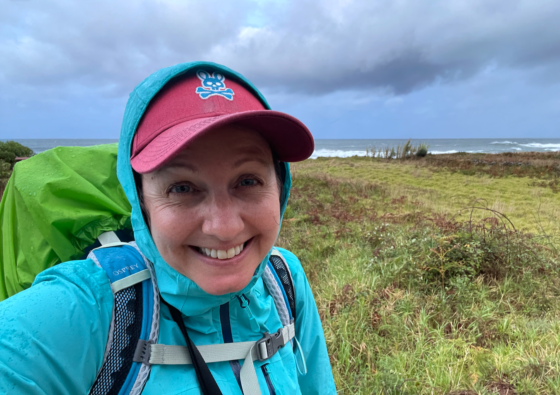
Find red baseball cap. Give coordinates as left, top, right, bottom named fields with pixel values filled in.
left=130, top=69, right=314, bottom=174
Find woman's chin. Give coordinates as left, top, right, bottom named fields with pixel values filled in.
left=184, top=246, right=264, bottom=295
left=198, top=277, right=252, bottom=296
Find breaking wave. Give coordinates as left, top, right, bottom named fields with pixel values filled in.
left=310, top=149, right=368, bottom=159
left=519, top=143, right=560, bottom=149
left=311, top=149, right=464, bottom=158
left=430, top=150, right=459, bottom=154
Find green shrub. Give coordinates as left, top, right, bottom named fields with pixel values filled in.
left=0, top=151, right=15, bottom=165
left=0, top=141, right=34, bottom=167
left=0, top=160, right=10, bottom=179
left=369, top=217, right=556, bottom=292
left=0, top=160, right=11, bottom=198
left=416, top=147, right=428, bottom=157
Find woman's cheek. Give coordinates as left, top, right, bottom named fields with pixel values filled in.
left=244, top=190, right=281, bottom=223
left=152, top=207, right=191, bottom=252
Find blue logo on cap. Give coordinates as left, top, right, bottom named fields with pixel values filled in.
left=195, top=70, right=235, bottom=100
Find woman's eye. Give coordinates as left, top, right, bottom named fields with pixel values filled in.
left=170, top=184, right=192, bottom=194
left=239, top=178, right=258, bottom=187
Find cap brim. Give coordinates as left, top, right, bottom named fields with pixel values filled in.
left=131, top=110, right=314, bottom=174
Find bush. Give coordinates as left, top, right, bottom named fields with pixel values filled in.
left=0, top=160, right=10, bottom=198
left=369, top=216, right=556, bottom=292
left=0, top=161, right=10, bottom=179
left=416, top=147, right=428, bottom=157
left=415, top=143, right=429, bottom=157
left=0, top=151, right=15, bottom=165
left=0, top=141, right=34, bottom=167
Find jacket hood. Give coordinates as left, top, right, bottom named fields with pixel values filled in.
left=116, top=62, right=292, bottom=317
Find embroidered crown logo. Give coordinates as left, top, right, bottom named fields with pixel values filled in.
left=195, top=70, right=234, bottom=100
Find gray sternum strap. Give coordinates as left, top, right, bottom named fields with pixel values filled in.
left=146, top=341, right=256, bottom=365
left=134, top=323, right=295, bottom=395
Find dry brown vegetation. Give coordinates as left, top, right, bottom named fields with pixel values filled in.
left=278, top=155, right=560, bottom=394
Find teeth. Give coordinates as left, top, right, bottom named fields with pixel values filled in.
left=199, top=242, right=246, bottom=259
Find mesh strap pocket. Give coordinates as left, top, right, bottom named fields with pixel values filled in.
left=269, top=254, right=296, bottom=320
left=90, top=283, right=143, bottom=395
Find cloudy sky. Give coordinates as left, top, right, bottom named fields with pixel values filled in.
left=1, top=0, right=560, bottom=139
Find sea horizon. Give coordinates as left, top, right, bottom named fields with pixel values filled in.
left=4, top=138, right=560, bottom=159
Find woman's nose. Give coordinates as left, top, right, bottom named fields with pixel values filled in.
left=201, top=196, right=244, bottom=240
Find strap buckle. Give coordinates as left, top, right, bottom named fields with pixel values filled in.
left=256, top=327, right=287, bottom=361
left=133, top=339, right=153, bottom=365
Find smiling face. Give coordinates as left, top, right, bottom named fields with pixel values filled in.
left=140, top=126, right=281, bottom=295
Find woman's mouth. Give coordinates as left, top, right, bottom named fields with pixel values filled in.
left=194, top=239, right=251, bottom=260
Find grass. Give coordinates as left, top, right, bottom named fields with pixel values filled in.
left=293, top=155, right=560, bottom=240
left=278, top=154, right=560, bottom=394
left=367, top=139, right=430, bottom=159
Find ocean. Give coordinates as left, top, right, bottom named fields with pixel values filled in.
left=5, top=138, right=560, bottom=158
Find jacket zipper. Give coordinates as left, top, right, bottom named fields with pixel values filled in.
left=261, top=364, right=276, bottom=395
left=220, top=302, right=243, bottom=391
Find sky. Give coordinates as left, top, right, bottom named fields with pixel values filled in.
left=1, top=0, right=559, bottom=140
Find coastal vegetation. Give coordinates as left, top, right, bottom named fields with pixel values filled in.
left=0, top=141, right=33, bottom=196
left=1, top=145, right=560, bottom=393
left=279, top=153, right=560, bottom=394
left=366, top=139, right=430, bottom=159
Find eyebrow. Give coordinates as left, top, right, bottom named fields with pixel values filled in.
left=233, top=154, right=270, bottom=168
left=157, top=162, right=198, bottom=174
left=163, top=147, right=272, bottom=173
left=232, top=146, right=272, bottom=167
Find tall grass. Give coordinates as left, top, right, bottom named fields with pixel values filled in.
left=366, top=139, right=430, bottom=159
left=280, top=163, right=560, bottom=394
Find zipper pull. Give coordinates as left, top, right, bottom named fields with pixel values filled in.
left=236, top=294, right=250, bottom=308
left=237, top=293, right=261, bottom=332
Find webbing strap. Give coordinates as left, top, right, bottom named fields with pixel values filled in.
left=94, top=231, right=129, bottom=251
left=135, top=323, right=295, bottom=395
left=111, top=269, right=151, bottom=293
left=164, top=299, right=223, bottom=395
left=145, top=324, right=295, bottom=365
left=98, top=231, right=121, bottom=245
left=148, top=341, right=253, bottom=364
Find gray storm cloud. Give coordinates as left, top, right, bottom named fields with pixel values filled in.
left=1, top=0, right=560, bottom=99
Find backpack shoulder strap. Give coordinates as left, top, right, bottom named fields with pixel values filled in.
left=87, top=232, right=160, bottom=395
left=262, top=248, right=296, bottom=327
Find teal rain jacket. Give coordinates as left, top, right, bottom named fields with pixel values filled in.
left=0, top=62, right=336, bottom=394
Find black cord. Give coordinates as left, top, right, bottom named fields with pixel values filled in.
left=162, top=298, right=223, bottom=395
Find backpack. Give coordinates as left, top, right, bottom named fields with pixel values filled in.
left=0, top=144, right=131, bottom=301
left=87, top=232, right=298, bottom=395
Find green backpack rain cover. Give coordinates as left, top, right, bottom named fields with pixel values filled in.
left=0, top=144, right=132, bottom=301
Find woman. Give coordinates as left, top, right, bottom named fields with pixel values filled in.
left=0, top=62, right=336, bottom=394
